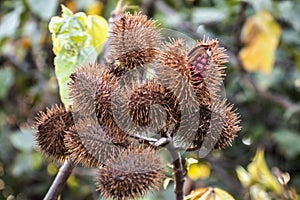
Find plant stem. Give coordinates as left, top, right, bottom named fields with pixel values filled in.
left=44, top=158, right=74, bottom=200
left=166, top=141, right=184, bottom=200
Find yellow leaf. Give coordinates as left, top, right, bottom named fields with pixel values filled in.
left=186, top=187, right=235, bottom=200
left=187, top=162, right=211, bottom=180
left=236, top=166, right=252, bottom=187
left=239, top=10, right=281, bottom=74
left=247, top=148, right=282, bottom=194
left=87, top=15, right=108, bottom=53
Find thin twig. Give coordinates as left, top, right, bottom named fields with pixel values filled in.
left=44, top=158, right=74, bottom=200
left=165, top=140, right=185, bottom=200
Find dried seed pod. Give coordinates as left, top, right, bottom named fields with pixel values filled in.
left=112, top=79, right=179, bottom=138
left=68, top=63, right=103, bottom=117
left=157, top=39, right=200, bottom=114
left=109, top=12, right=161, bottom=71
left=95, top=147, right=164, bottom=200
left=213, top=102, right=241, bottom=149
left=159, top=38, right=190, bottom=79
left=64, top=119, right=127, bottom=167
left=33, top=104, right=73, bottom=160
left=188, top=99, right=241, bottom=151
left=94, top=68, right=119, bottom=128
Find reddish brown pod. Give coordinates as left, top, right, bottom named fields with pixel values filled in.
left=33, top=104, right=73, bottom=161
left=109, top=12, right=161, bottom=73
left=95, top=147, right=164, bottom=200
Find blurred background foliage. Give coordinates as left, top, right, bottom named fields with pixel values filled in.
left=0, top=0, right=299, bottom=199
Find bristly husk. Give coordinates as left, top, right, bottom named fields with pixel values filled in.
left=114, top=80, right=178, bottom=137
left=68, top=63, right=103, bottom=117
left=187, top=99, right=241, bottom=151
left=33, top=104, right=73, bottom=161
left=157, top=38, right=200, bottom=114
left=64, top=119, right=128, bottom=168
left=94, top=68, right=119, bottom=128
left=95, top=147, right=164, bottom=200
left=108, top=12, right=161, bottom=72
left=213, top=101, right=241, bottom=149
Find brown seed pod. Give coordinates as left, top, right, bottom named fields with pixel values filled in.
left=157, top=38, right=200, bottom=114
left=187, top=99, right=241, bottom=151
left=115, top=81, right=178, bottom=137
left=68, top=63, right=103, bottom=117
left=94, top=68, right=119, bottom=128
left=159, top=38, right=191, bottom=79
left=114, top=76, right=177, bottom=137
left=64, top=119, right=128, bottom=168
left=33, top=104, right=73, bottom=161
left=95, top=147, right=164, bottom=200
left=109, top=12, right=161, bottom=71
left=213, top=101, right=241, bottom=149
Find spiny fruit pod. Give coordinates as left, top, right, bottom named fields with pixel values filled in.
left=188, top=99, right=241, bottom=151
left=64, top=118, right=128, bottom=168
left=187, top=38, right=228, bottom=99
left=33, top=104, right=73, bottom=161
left=68, top=63, right=103, bottom=117
left=113, top=80, right=179, bottom=137
left=93, top=68, right=120, bottom=128
left=108, top=12, right=161, bottom=74
left=95, top=147, right=164, bottom=200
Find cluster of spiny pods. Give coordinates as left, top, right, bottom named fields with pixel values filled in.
left=33, top=12, right=241, bottom=199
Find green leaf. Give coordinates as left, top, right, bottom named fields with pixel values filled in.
left=273, top=129, right=300, bottom=159
left=9, top=129, right=35, bottom=152
left=278, top=1, right=300, bottom=32
left=244, top=0, right=272, bottom=12
left=26, top=0, right=59, bottom=21
left=0, top=6, right=23, bottom=39
left=49, top=5, right=108, bottom=106
left=0, top=68, right=14, bottom=100
left=31, top=152, right=43, bottom=170
left=191, top=8, right=227, bottom=24
left=12, top=152, right=33, bottom=176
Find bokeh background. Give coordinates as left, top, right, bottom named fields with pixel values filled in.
left=0, top=0, right=299, bottom=199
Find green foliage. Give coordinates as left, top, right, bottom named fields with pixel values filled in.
left=0, top=68, right=14, bottom=100
left=49, top=5, right=108, bottom=106
left=26, top=0, right=59, bottom=21
left=0, top=4, right=23, bottom=43
left=273, top=129, right=300, bottom=159
left=0, top=0, right=299, bottom=199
